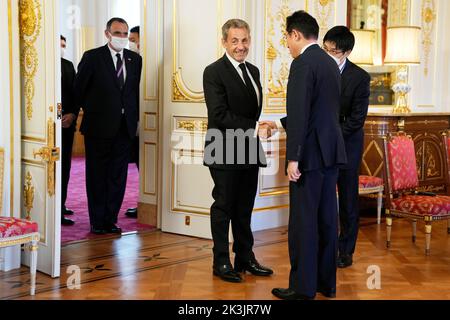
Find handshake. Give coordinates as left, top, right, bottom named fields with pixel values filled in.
left=257, top=120, right=279, bottom=140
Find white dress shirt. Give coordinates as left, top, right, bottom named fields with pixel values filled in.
left=108, top=44, right=127, bottom=81
left=225, top=52, right=261, bottom=106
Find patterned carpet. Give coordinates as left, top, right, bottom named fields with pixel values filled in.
left=62, top=157, right=155, bottom=244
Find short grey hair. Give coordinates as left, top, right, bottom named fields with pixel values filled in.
left=222, top=19, right=251, bottom=40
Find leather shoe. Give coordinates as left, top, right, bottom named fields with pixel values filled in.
left=318, top=287, right=336, bottom=298
left=235, top=259, right=273, bottom=276
left=61, top=216, right=75, bottom=226
left=63, top=207, right=74, bottom=215
left=272, top=288, right=314, bottom=300
left=213, top=264, right=242, bottom=283
left=105, top=224, right=122, bottom=234
left=125, top=208, right=138, bottom=218
left=337, top=254, right=353, bottom=268
left=90, top=226, right=106, bottom=235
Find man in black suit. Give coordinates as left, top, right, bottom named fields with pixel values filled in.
left=125, top=25, right=141, bottom=219
left=74, top=17, right=142, bottom=235
left=60, top=35, right=78, bottom=226
left=203, top=19, right=273, bottom=283
left=269, top=11, right=347, bottom=300
left=323, top=26, right=371, bottom=269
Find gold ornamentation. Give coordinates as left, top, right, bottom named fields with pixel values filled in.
left=23, top=171, right=35, bottom=220
left=32, top=119, right=60, bottom=196
left=176, top=119, right=208, bottom=132
left=421, top=0, right=436, bottom=76
left=389, top=0, right=410, bottom=26
left=19, top=0, right=42, bottom=121
left=315, top=0, right=334, bottom=30
left=425, top=144, right=439, bottom=178
left=0, top=233, right=40, bottom=249
left=172, top=70, right=204, bottom=102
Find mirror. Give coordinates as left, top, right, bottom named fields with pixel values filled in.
left=347, top=0, right=394, bottom=107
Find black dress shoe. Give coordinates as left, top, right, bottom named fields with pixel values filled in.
left=272, top=288, right=315, bottom=300
left=90, top=226, right=106, bottom=235
left=63, top=208, right=74, bottom=216
left=213, top=264, right=242, bottom=283
left=61, top=216, right=75, bottom=226
left=125, top=208, right=138, bottom=218
left=235, top=259, right=273, bottom=276
left=317, top=287, right=336, bottom=298
left=337, top=254, right=353, bottom=268
left=105, top=224, right=122, bottom=234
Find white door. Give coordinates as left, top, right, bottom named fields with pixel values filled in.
left=18, top=0, right=61, bottom=277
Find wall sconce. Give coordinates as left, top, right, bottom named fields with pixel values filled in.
left=384, top=26, right=421, bottom=114
left=350, top=29, right=375, bottom=66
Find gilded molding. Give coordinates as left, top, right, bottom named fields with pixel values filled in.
left=0, top=233, right=40, bottom=249
left=315, top=0, right=334, bottom=30
left=176, top=119, right=208, bottom=132
left=389, top=0, right=410, bottom=26
left=421, top=0, right=436, bottom=77
left=19, top=0, right=41, bottom=121
left=23, top=171, right=35, bottom=221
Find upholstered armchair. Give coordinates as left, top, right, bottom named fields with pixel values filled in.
left=0, top=148, right=40, bottom=295
left=383, top=133, right=450, bottom=255
left=359, top=175, right=384, bottom=224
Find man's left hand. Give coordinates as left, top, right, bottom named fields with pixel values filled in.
left=287, top=161, right=301, bottom=182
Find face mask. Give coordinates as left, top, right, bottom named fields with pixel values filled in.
left=129, top=41, right=140, bottom=54
left=61, top=47, right=66, bottom=58
left=110, top=35, right=129, bottom=52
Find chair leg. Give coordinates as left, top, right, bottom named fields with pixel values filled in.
left=386, top=216, right=393, bottom=248
left=377, top=191, right=383, bottom=225
left=447, top=219, right=450, bottom=234
left=412, top=220, right=417, bottom=243
left=425, top=222, right=432, bottom=256
left=30, top=240, right=38, bottom=296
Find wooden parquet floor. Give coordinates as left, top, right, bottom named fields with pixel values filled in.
left=1, top=217, right=450, bottom=300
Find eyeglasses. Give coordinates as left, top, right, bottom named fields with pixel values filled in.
left=322, top=44, right=344, bottom=55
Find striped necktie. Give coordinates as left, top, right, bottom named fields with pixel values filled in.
left=116, top=53, right=125, bottom=89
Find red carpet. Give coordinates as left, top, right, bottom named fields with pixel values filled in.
left=62, top=157, right=155, bottom=244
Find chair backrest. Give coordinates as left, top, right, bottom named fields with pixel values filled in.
left=0, top=148, right=4, bottom=211
left=384, top=133, right=419, bottom=193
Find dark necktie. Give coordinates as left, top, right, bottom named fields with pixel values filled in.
left=116, top=53, right=125, bottom=89
left=238, top=63, right=258, bottom=107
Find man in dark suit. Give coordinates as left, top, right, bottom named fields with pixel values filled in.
left=125, top=25, right=141, bottom=219
left=74, top=17, right=142, bottom=235
left=269, top=11, right=347, bottom=300
left=203, top=19, right=273, bottom=283
left=60, top=35, right=78, bottom=226
left=323, top=26, right=371, bottom=269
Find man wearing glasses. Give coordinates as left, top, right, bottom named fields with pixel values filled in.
left=323, top=26, right=371, bottom=269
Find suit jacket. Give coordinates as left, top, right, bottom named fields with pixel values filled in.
left=61, top=58, right=79, bottom=130
left=340, top=59, right=371, bottom=170
left=283, top=44, right=347, bottom=171
left=203, top=54, right=266, bottom=170
left=74, top=45, right=142, bottom=139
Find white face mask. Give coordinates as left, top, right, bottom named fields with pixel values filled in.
left=61, top=47, right=66, bottom=58
left=129, top=41, right=140, bottom=54
left=110, top=35, right=129, bottom=52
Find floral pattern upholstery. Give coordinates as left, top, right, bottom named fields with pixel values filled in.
left=392, top=195, right=450, bottom=216
left=387, top=135, right=419, bottom=192
left=359, top=176, right=383, bottom=189
left=0, top=217, right=38, bottom=238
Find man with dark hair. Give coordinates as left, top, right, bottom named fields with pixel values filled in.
left=74, top=17, right=142, bottom=234
left=323, top=26, right=371, bottom=269
left=125, top=25, right=141, bottom=219
left=60, top=35, right=78, bottom=226
left=269, top=11, right=347, bottom=300
left=203, top=18, right=273, bottom=283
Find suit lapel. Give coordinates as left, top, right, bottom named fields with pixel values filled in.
left=123, top=50, right=134, bottom=90
left=341, top=60, right=356, bottom=93
left=247, top=64, right=263, bottom=110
